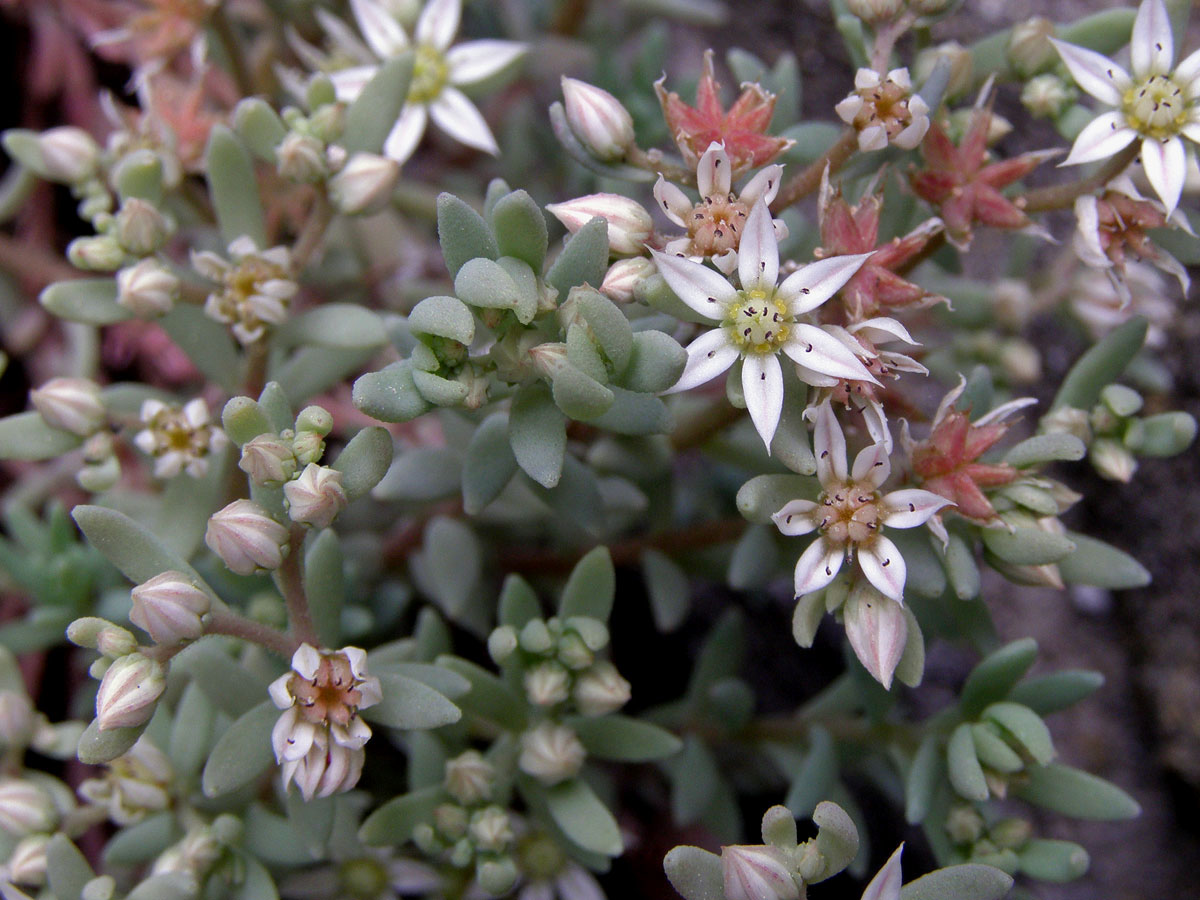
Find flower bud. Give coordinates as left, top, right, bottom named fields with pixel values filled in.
left=556, top=631, right=593, bottom=670
left=720, top=845, right=800, bottom=900
left=469, top=806, right=513, bottom=851
left=95, top=653, right=166, bottom=731
left=1040, top=406, right=1092, bottom=445
left=945, top=804, right=986, bottom=844
left=296, top=405, right=334, bottom=436
left=115, top=199, right=171, bottom=255
left=600, top=257, right=654, bottom=303
left=475, top=857, right=519, bottom=897
left=914, top=42, right=973, bottom=100
left=844, top=0, right=903, bottom=23
left=130, top=571, right=211, bottom=644
left=445, top=750, right=495, bottom=805
left=30, top=377, right=105, bottom=436
left=0, top=779, right=58, bottom=835
left=1007, top=17, right=1056, bottom=76
left=291, top=429, right=326, bottom=466
left=330, top=152, right=400, bottom=215
left=434, top=802, right=469, bottom=839
left=116, top=258, right=178, bottom=316
left=989, top=817, right=1033, bottom=850
left=518, top=722, right=586, bottom=785
left=561, top=77, right=636, bottom=161
left=1090, top=437, right=1137, bottom=483
left=524, top=662, right=571, bottom=707
left=573, top=661, right=631, bottom=716
left=1021, top=74, right=1073, bottom=119
left=37, top=127, right=100, bottom=183
left=6, top=833, right=51, bottom=886
left=843, top=583, right=908, bottom=690
left=239, top=434, right=298, bottom=485
left=67, top=616, right=110, bottom=649
left=205, top=500, right=289, bottom=575
left=96, top=624, right=138, bottom=658
left=68, top=235, right=126, bottom=271
left=546, top=194, right=653, bottom=256
left=487, top=624, right=519, bottom=664
left=518, top=618, right=554, bottom=654
left=276, top=132, right=329, bottom=182
left=284, top=463, right=348, bottom=528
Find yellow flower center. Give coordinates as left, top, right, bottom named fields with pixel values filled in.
left=409, top=43, right=450, bottom=104
left=1123, top=74, right=1187, bottom=139
left=818, top=481, right=881, bottom=547
left=724, top=288, right=790, bottom=354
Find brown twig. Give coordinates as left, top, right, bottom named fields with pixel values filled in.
left=0, top=233, right=83, bottom=289
left=1019, top=143, right=1140, bottom=214
left=770, top=129, right=859, bottom=214
left=278, top=525, right=319, bottom=646
left=205, top=606, right=296, bottom=658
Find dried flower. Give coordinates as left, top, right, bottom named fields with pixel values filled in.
left=204, top=500, right=289, bottom=575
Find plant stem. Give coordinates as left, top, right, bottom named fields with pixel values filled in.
left=551, top=0, right=591, bottom=35
left=869, top=11, right=916, bottom=73
left=1019, top=143, right=1139, bottom=213
left=278, top=525, right=319, bottom=647
left=0, top=233, right=81, bottom=288
left=211, top=7, right=254, bottom=98
left=770, top=129, right=859, bottom=214
left=205, top=607, right=297, bottom=658
left=292, top=193, right=333, bottom=271
left=627, top=146, right=696, bottom=186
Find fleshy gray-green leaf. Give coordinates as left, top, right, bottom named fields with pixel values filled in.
left=40, top=278, right=131, bottom=326
left=1013, top=763, right=1140, bottom=820
left=373, top=447, right=462, bottom=502
left=436, top=655, right=527, bottom=731
left=546, top=218, right=608, bottom=297
left=359, top=785, right=443, bottom=846
left=417, top=516, right=482, bottom=624
left=960, top=638, right=1038, bottom=718
left=126, top=873, right=198, bottom=900
left=1051, top=317, right=1147, bottom=411
left=620, top=330, right=687, bottom=393
left=568, top=714, right=682, bottom=761
left=1017, top=839, right=1089, bottom=882
left=1007, top=670, right=1103, bottom=715
left=1132, top=411, right=1196, bottom=456
left=205, top=125, right=266, bottom=247
left=545, top=777, right=624, bottom=857
left=306, top=530, right=344, bottom=647
left=409, top=295, right=475, bottom=344
left=113, top=148, right=164, bottom=204
left=462, top=412, right=518, bottom=514
left=1003, top=433, right=1086, bottom=467
left=71, top=505, right=211, bottom=595
left=558, top=546, right=615, bottom=621
left=905, top=732, right=945, bottom=824
left=0, top=411, right=83, bottom=461
left=201, top=700, right=278, bottom=798
left=948, top=722, right=989, bottom=801
left=491, top=190, right=548, bottom=271
left=169, top=682, right=217, bottom=778
left=509, top=383, right=567, bottom=488
left=278, top=305, right=388, bottom=350
left=160, top=303, right=241, bottom=393
left=173, top=640, right=269, bottom=718
left=783, top=725, right=836, bottom=818
left=663, top=846, right=724, bottom=900
left=342, top=53, right=415, bottom=155
left=586, top=387, right=671, bottom=435
left=104, top=811, right=178, bottom=865
left=667, top=735, right=720, bottom=825
left=46, top=835, right=94, bottom=900
left=361, top=672, right=461, bottom=730
left=437, top=193, right=498, bottom=278
left=1057, top=532, right=1150, bottom=589
left=332, top=426, right=393, bottom=499
left=811, top=800, right=859, bottom=882
left=222, top=396, right=274, bottom=446
left=899, top=863, right=1014, bottom=900
left=353, top=362, right=432, bottom=423
left=233, top=98, right=287, bottom=160
left=642, top=549, right=691, bottom=630
left=981, top=526, right=1075, bottom=566
left=77, top=718, right=148, bottom=765
left=736, top=474, right=813, bottom=524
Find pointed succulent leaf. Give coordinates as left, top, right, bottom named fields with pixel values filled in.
left=547, top=217, right=609, bottom=297
left=160, top=303, right=241, bottom=392
left=491, top=190, right=549, bottom=271
left=169, top=683, right=217, bottom=778
left=408, top=295, right=475, bottom=344
left=1132, top=412, right=1196, bottom=456
left=72, top=505, right=213, bottom=596
left=205, top=125, right=266, bottom=247
left=643, top=549, right=691, bottom=631
left=77, top=718, right=148, bottom=765
left=960, top=638, right=1038, bottom=718
left=1051, top=317, right=1148, bottom=411
left=0, top=411, right=83, bottom=461
left=898, top=864, right=1013, bottom=900
left=201, top=700, right=278, bottom=798
left=104, top=812, right=178, bottom=865
left=546, top=777, right=624, bottom=857
left=462, top=412, right=518, bottom=513
left=783, top=725, right=836, bottom=818
left=737, top=474, right=815, bottom=524
left=40, top=278, right=131, bottom=326
left=373, top=447, right=462, bottom=502
left=498, top=573, right=541, bottom=628
left=436, top=655, right=528, bottom=730
left=437, top=193, right=499, bottom=278
left=905, top=732, right=944, bottom=824
left=1008, top=669, right=1104, bottom=715
left=559, top=546, right=615, bottom=621
left=552, top=364, right=615, bottom=419
left=948, top=722, right=989, bottom=801
left=343, top=53, right=416, bottom=154
left=359, top=786, right=443, bottom=846
left=587, top=387, right=671, bottom=435
left=362, top=672, right=461, bottom=729
left=305, top=529, right=344, bottom=647
left=1013, top=763, right=1140, bottom=819
left=1057, top=532, right=1150, bottom=589
left=568, top=714, right=682, bottom=761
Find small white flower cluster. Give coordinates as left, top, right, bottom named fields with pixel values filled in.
left=133, top=397, right=228, bottom=479
left=835, top=68, right=930, bottom=152
left=192, top=236, right=298, bottom=345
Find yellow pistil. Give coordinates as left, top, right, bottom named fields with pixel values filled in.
left=1123, top=74, right=1187, bottom=139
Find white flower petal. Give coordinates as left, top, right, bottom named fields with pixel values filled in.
left=664, top=329, right=739, bottom=393
left=653, top=175, right=692, bottom=227
left=271, top=707, right=296, bottom=759
left=845, top=590, right=907, bottom=692
left=1131, top=0, right=1173, bottom=77
left=784, top=325, right=877, bottom=383
left=772, top=499, right=821, bottom=536
left=880, top=489, right=954, bottom=528
left=1073, top=195, right=1111, bottom=268
left=738, top=200, right=778, bottom=293
left=447, top=40, right=526, bottom=85
left=697, top=142, right=731, bottom=197
left=430, top=88, right=499, bottom=154
left=1140, top=135, right=1187, bottom=214
left=1182, top=120, right=1200, bottom=145
left=851, top=441, right=891, bottom=486
left=649, top=249, right=738, bottom=312
left=861, top=845, right=905, bottom=900
left=1061, top=111, right=1137, bottom=166
left=739, top=164, right=784, bottom=207
left=778, top=253, right=872, bottom=315
left=793, top=537, right=844, bottom=597
left=1050, top=39, right=1131, bottom=105
left=848, top=316, right=917, bottom=346
left=858, top=125, right=889, bottom=153
left=268, top=674, right=294, bottom=710
left=742, top=353, right=784, bottom=450
left=415, top=0, right=460, bottom=50
left=858, top=536, right=906, bottom=603
left=314, top=11, right=377, bottom=63
left=383, top=103, right=427, bottom=162
left=349, top=0, right=410, bottom=59
left=792, top=364, right=840, bottom=388
left=330, top=64, right=381, bottom=103
left=814, top=401, right=848, bottom=484
left=975, top=397, right=1038, bottom=426
left=1175, top=47, right=1200, bottom=97
left=292, top=644, right=322, bottom=679
left=835, top=95, right=863, bottom=124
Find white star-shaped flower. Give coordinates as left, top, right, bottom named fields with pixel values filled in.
left=302, top=0, right=525, bottom=163
left=653, top=200, right=875, bottom=450
left=1052, top=0, right=1200, bottom=213
left=772, top=402, right=952, bottom=603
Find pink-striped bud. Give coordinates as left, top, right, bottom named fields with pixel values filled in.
left=95, top=653, right=165, bottom=731
left=561, top=77, right=636, bottom=161
left=30, top=377, right=105, bottom=436
left=205, top=500, right=288, bottom=575
left=546, top=194, right=653, bottom=256
left=720, top=845, right=800, bottom=900
left=130, top=571, right=210, bottom=645
left=283, top=464, right=347, bottom=528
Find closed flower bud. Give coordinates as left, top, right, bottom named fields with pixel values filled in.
left=115, top=199, right=171, bottom=255
left=67, top=616, right=111, bottom=649
left=5, top=833, right=51, bottom=886
left=720, top=845, right=800, bottom=900
left=1090, top=437, right=1137, bottom=483
left=130, top=571, right=210, bottom=644
left=37, top=126, right=100, bottom=183
left=445, top=750, right=495, bottom=805
left=276, top=132, right=329, bottom=182
left=434, top=803, right=469, bottom=839
left=844, top=0, right=903, bottom=23
left=0, top=779, right=58, bottom=835
left=469, top=806, right=514, bottom=852
left=573, top=661, right=631, bottom=716
left=95, top=653, right=165, bottom=731
left=556, top=631, right=595, bottom=669
left=524, top=662, right=571, bottom=707
left=284, top=463, right=348, bottom=528
left=546, top=194, right=653, bottom=256
left=518, top=722, right=586, bottom=785
left=600, top=257, right=654, bottom=303
left=487, top=624, right=519, bottom=664
left=68, top=235, right=126, bottom=271
left=205, top=500, right=289, bottom=575
left=291, top=429, right=326, bottom=466
left=1021, top=74, right=1073, bottom=119
left=915, top=42, right=973, bottom=100
left=475, top=857, right=519, bottom=897
left=239, top=434, right=298, bottom=485
left=296, top=405, right=334, bottom=436
left=1040, top=406, right=1092, bottom=445
left=96, top=624, right=138, bottom=658
left=116, top=259, right=178, bottom=316
left=561, top=77, right=636, bottom=161
left=843, top=583, right=908, bottom=690
left=1007, top=17, right=1056, bottom=76
left=30, top=377, right=105, bottom=436
left=330, top=152, right=400, bottom=215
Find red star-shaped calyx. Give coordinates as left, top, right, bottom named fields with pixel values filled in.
left=911, top=410, right=1017, bottom=522
left=655, top=49, right=793, bottom=175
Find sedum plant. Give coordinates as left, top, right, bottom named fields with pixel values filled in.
left=0, top=0, right=1196, bottom=899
